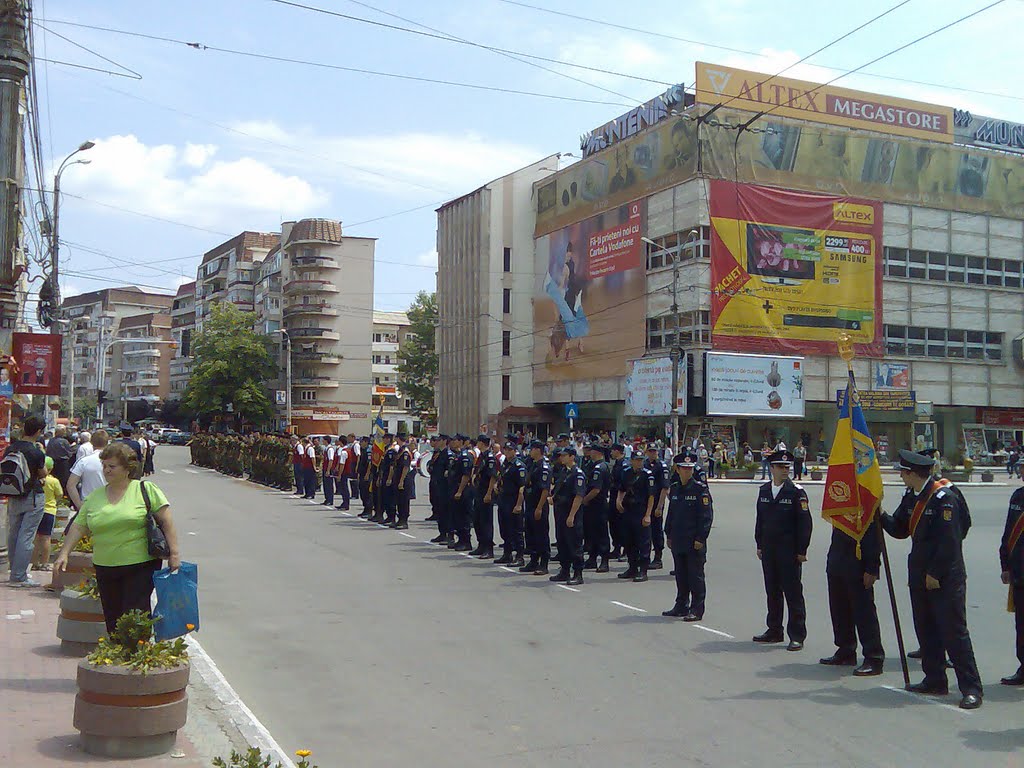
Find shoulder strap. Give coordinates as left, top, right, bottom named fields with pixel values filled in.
left=139, top=479, right=153, bottom=516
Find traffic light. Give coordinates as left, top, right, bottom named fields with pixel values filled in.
left=97, top=389, right=107, bottom=406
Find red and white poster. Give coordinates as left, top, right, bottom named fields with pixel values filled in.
left=12, top=332, right=63, bottom=396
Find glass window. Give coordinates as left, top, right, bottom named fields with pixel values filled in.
left=502, top=288, right=511, bottom=314
left=501, top=375, right=511, bottom=401
left=502, top=330, right=511, bottom=357
left=502, top=247, right=511, bottom=273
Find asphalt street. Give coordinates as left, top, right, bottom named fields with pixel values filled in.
left=152, top=446, right=1024, bottom=767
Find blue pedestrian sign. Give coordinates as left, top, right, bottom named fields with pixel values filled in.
left=565, top=402, right=579, bottom=420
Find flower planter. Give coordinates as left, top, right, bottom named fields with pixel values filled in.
left=981, top=471, right=995, bottom=483
left=50, top=508, right=71, bottom=546
left=49, top=551, right=94, bottom=594
left=725, top=469, right=756, bottom=479
left=810, top=471, right=823, bottom=481
left=943, top=471, right=971, bottom=483
left=74, top=660, right=190, bottom=758
left=57, top=589, right=105, bottom=656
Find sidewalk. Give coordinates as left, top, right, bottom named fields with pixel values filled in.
left=0, top=577, right=251, bottom=768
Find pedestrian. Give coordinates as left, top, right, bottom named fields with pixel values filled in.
left=753, top=450, right=812, bottom=651
left=880, top=449, right=982, bottom=709
left=357, top=436, right=373, bottom=519
left=54, top=442, right=182, bottom=634
left=998, top=476, right=1024, bottom=686
left=322, top=437, right=336, bottom=507
left=644, top=444, right=670, bottom=571
left=143, top=433, right=157, bottom=476
left=550, top=448, right=586, bottom=585
left=759, top=441, right=773, bottom=480
left=3, top=416, right=48, bottom=587
left=75, top=431, right=94, bottom=463
left=470, top=435, right=496, bottom=558
left=334, top=437, right=351, bottom=510
left=428, top=435, right=451, bottom=540
left=698, top=443, right=710, bottom=477
left=378, top=433, right=397, bottom=524
left=662, top=452, right=713, bottom=621
left=30, top=457, right=63, bottom=573
left=446, top=435, right=474, bottom=552
left=608, top=443, right=627, bottom=561
left=520, top=440, right=551, bottom=575
left=45, top=424, right=75, bottom=493
left=793, top=440, right=807, bottom=481
left=582, top=444, right=611, bottom=573
left=617, top=452, right=656, bottom=582
left=494, top=440, right=526, bottom=567
left=67, top=429, right=110, bottom=514
left=711, top=443, right=724, bottom=480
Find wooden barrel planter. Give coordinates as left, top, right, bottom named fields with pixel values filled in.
left=49, top=551, right=94, bottom=594
left=57, top=589, right=105, bottom=656
left=74, top=661, right=190, bottom=758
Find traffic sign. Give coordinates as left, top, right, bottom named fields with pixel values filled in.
left=565, top=402, right=579, bottom=420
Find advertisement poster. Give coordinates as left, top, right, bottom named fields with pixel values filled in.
left=706, top=352, right=805, bottom=418
left=533, top=199, right=647, bottom=384
left=12, top=332, right=62, bottom=396
left=709, top=180, right=883, bottom=356
left=835, top=389, right=916, bottom=412
left=961, top=424, right=989, bottom=458
left=682, top=421, right=738, bottom=455
left=0, top=396, right=10, bottom=453
left=874, top=361, right=910, bottom=390
left=912, top=422, right=936, bottom=453
left=625, top=356, right=686, bottom=417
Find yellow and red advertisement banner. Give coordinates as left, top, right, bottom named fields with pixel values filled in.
left=695, top=62, right=953, bottom=143
left=822, top=371, right=884, bottom=555
left=709, top=180, right=883, bottom=356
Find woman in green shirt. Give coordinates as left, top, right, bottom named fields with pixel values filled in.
left=55, top=442, right=181, bottom=633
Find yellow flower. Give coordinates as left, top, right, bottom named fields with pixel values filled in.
left=138, top=640, right=145, bottom=645
left=186, top=623, right=195, bottom=631
left=296, top=750, right=312, bottom=758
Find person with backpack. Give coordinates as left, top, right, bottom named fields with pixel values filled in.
left=3, top=416, right=48, bottom=587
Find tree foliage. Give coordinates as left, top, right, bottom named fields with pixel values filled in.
left=397, top=291, right=438, bottom=421
left=73, top=396, right=97, bottom=426
left=182, top=303, right=275, bottom=423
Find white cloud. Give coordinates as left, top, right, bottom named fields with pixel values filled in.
left=67, top=135, right=327, bottom=229
left=229, top=121, right=545, bottom=197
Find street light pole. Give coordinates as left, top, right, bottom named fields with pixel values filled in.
left=50, top=141, right=94, bottom=312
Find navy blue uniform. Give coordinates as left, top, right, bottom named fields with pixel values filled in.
left=665, top=477, right=714, bottom=618
left=447, top=449, right=474, bottom=545
left=583, top=459, right=611, bottom=561
left=524, top=458, right=552, bottom=567
left=553, top=465, right=587, bottom=572
left=882, top=480, right=982, bottom=697
left=427, top=448, right=447, bottom=531
left=609, top=457, right=627, bottom=555
left=393, top=446, right=412, bottom=524
left=497, top=457, right=527, bottom=558
left=999, top=487, right=1024, bottom=673
left=379, top=446, right=397, bottom=522
left=620, top=466, right=656, bottom=573
left=825, top=514, right=884, bottom=664
left=473, top=450, right=497, bottom=550
left=645, top=457, right=669, bottom=563
left=357, top=446, right=372, bottom=516
left=755, top=480, right=812, bottom=642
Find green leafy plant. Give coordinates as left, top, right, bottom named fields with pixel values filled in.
left=73, top=535, right=93, bottom=553
left=212, top=747, right=318, bottom=768
left=73, top=576, right=100, bottom=601
left=86, top=610, right=189, bottom=674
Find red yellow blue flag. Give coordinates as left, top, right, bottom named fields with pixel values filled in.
left=371, top=397, right=386, bottom=467
left=821, top=370, right=884, bottom=557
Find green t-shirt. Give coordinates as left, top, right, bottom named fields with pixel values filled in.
left=81, top=480, right=170, bottom=567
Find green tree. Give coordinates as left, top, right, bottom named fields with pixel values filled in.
left=73, top=395, right=97, bottom=426
left=183, top=303, right=275, bottom=424
left=397, top=291, right=438, bottom=421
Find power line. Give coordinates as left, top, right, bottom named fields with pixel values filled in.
left=36, top=19, right=634, bottom=107
left=268, top=0, right=674, bottom=88
left=34, top=21, right=142, bottom=79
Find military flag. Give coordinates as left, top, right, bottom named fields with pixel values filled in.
left=371, top=397, right=386, bottom=467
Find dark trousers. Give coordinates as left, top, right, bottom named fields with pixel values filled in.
left=826, top=566, right=884, bottom=661
left=349, top=477, right=359, bottom=503
left=554, top=502, right=584, bottom=571
left=672, top=548, right=707, bottom=617
left=337, top=475, right=351, bottom=508
left=383, top=485, right=398, bottom=521
left=524, top=496, right=550, bottom=562
left=372, top=479, right=385, bottom=516
left=583, top=501, right=609, bottom=557
left=397, top=485, right=411, bottom=523
left=359, top=478, right=372, bottom=514
left=322, top=472, right=334, bottom=505
left=293, top=464, right=304, bottom=496
left=650, top=510, right=665, bottom=558
left=94, top=560, right=162, bottom=634
left=302, top=466, right=317, bottom=498
left=761, top=545, right=807, bottom=642
left=497, top=495, right=524, bottom=554
left=451, top=488, right=474, bottom=541
left=473, top=490, right=494, bottom=548
left=623, top=508, right=652, bottom=569
left=1014, top=584, right=1024, bottom=671
left=911, top=583, right=983, bottom=696
left=609, top=507, right=624, bottom=552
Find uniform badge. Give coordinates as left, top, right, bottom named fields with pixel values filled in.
left=702, top=494, right=710, bottom=506
left=943, top=508, right=952, bottom=521
left=800, top=498, right=809, bottom=511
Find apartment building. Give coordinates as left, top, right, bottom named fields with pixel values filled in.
left=59, top=287, right=174, bottom=411
left=169, top=281, right=195, bottom=399
left=371, top=310, right=419, bottom=433
left=254, top=245, right=287, bottom=428
left=109, top=312, right=174, bottom=421
left=194, top=231, right=278, bottom=332
left=281, top=218, right=374, bottom=436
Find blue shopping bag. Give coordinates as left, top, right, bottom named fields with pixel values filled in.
left=152, top=562, right=199, bottom=641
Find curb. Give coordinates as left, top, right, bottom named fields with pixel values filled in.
left=705, top=478, right=1015, bottom=487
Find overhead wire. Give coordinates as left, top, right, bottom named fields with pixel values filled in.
left=34, top=21, right=142, bottom=79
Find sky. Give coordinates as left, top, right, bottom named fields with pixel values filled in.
left=26, top=0, right=1024, bottom=316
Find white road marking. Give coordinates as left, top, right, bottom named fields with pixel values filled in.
left=611, top=601, right=646, bottom=613
left=339, top=511, right=354, bottom=517
left=185, top=635, right=296, bottom=768
left=462, top=553, right=475, bottom=558
left=161, top=469, right=174, bottom=474
left=188, top=532, right=197, bottom=536
left=5, top=614, right=21, bottom=620
left=186, top=469, right=200, bottom=474
left=499, top=566, right=517, bottom=573
left=398, top=532, right=416, bottom=539
left=692, top=624, right=734, bottom=639
left=557, top=585, right=580, bottom=593
left=882, top=685, right=972, bottom=714
left=20, top=609, right=34, bottom=616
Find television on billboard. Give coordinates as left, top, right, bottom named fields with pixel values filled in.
left=706, top=352, right=805, bottom=418
left=625, top=356, right=685, bottom=417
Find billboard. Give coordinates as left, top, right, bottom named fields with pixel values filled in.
left=12, top=332, right=62, bottom=396
left=955, top=108, right=1024, bottom=156
left=706, top=352, right=805, bottom=418
left=625, top=356, right=686, bottom=417
left=695, top=62, right=953, bottom=143
left=873, top=361, right=910, bottom=391
left=533, top=199, right=647, bottom=384
left=709, top=180, right=883, bottom=356
left=835, top=389, right=916, bottom=412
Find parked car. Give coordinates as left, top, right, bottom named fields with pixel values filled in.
left=166, top=431, right=191, bottom=446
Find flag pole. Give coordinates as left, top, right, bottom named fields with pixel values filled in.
left=837, top=334, right=909, bottom=687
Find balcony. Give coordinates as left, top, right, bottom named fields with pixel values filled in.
left=291, top=350, right=342, bottom=364
left=292, top=255, right=339, bottom=270
left=134, top=376, right=162, bottom=387
left=293, top=376, right=339, bottom=388
left=287, top=327, right=340, bottom=341
left=283, top=302, right=339, bottom=318
left=123, top=349, right=161, bottom=358
left=283, top=279, right=338, bottom=295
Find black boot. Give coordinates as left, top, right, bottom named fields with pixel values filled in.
left=596, top=556, right=610, bottom=573
left=650, top=551, right=663, bottom=570
left=493, top=551, right=512, bottom=565
left=519, top=557, right=538, bottom=573
left=610, top=546, right=622, bottom=560
left=477, top=546, right=494, bottom=560
left=618, top=566, right=638, bottom=580
left=583, top=556, right=598, bottom=571
left=567, top=569, right=584, bottom=586
left=468, top=545, right=483, bottom=556
left=453, top=539, right=473, bottom=552
left=549, top=567, right=569, bottom=583
left=430, top=534, right=446, bottom=543
left=633, top=566, right=649, bottom=583
left=533, top=557, right=549, bottom=576
left=509, top=553, right=526, bottom=568
left=395, top=520, right=409, bottom=530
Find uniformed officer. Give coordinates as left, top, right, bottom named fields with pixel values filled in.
left=390, top=433, right=413, bottom=530
left=551, top=448, right=587, bottom=585
left=617, top=452, right=656, bottom=583
left=608, top=444, right=627, bottom=561
left=447, top=434, right=474, bottom=552
left=753, top=450, right=812, bottom=651
left=471, top=435, right=497, bottom=559
left=999, top=479, right=1024, bottom=686
left=357, top=436, right=373, bottom=518
left=428, top=436, right=452, bottom=543
left=380, top=434, right=399, bottom=526
left=645, top=445, right=670, bottom=570
left=520, top=440, right=552, bottom=576
left=881, top=449, right=982, bottom=709
left=582, top=444, right=611, bottom=572
left=662, top=452, right=713, bottom=621
left=495, top=440, right=527, bottom=567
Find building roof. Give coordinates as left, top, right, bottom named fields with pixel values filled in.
left=60, top=286, right=174, bottom=310
left=201, top=231, right=279, bottom=266
left=117, top=312, right=172, bottom=331
left=373, top=310, right=410, bottom=327
left=174, top=281, right=196, bottom=297
left=436, top=154, right=560, bottom=212
left=286, top=218, right=344, bottom=246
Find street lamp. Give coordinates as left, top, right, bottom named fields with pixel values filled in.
left=50, top=140, right=95, bottom=313
left=272, top=329, right=292, bottom=433
left=98, top=335, right=175, bottom=424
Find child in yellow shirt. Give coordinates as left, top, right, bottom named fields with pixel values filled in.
left=31, top=456, right=64, bottom=572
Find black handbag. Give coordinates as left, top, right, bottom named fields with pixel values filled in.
left=140, top=480, right=171, bottom=559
